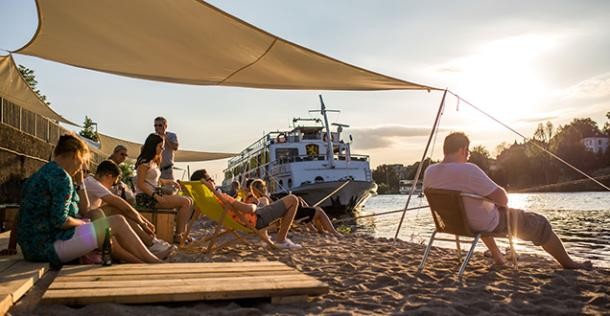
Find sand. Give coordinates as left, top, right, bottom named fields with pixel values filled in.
left=22, top=220, right=610, bottom=315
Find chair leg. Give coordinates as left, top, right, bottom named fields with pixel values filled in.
left=455, top=235, right=462, bottom=263
left=458, top=234, right=480, bottom=278
left=418, top=231, right=437, bottom=273
left=508, top=236, right=518, bottom=271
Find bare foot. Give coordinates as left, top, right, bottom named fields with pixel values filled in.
left=563, top=260, right=593, bottom=270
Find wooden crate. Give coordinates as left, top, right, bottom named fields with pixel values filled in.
left=138, top=208, right=176, bottom=243
left=42, top=262, right=328, bottom=305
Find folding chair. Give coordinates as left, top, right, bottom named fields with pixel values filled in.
left=179, top=181, right=276, bottom=254
left=418, top=188, right=518, bottom=278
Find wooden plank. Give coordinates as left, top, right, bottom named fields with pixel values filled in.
left=49, top=273, right=318, bottom=290
left=59, top=261, right=286, bottom=272
left=0, top=294, right=12, bottom=316
left=0, top=261, right=48, bottom=303
left=58, top=263, right=292, bottom=277
left=43, top=279, right=328, bottom=305
left=54, top=270, right=302, bottom=282
left=0, top=259, right=17, bottom=274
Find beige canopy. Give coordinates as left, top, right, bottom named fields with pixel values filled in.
left=17, top=0, right=438, bottom=91
left=97, top=132, right=235, bottom=162
left=0, top=54, right=75, bottom=125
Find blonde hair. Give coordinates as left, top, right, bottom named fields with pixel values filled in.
left=54, top=133, right=90, bottom=163
left=249, top=179, right=267, bottom=198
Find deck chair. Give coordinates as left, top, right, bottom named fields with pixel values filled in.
left=418, top=188, right=518, bottom=278
left=179, top=181, right=276, bottom=254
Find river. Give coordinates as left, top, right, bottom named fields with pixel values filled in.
left=354, top=192, right=610, bottom=268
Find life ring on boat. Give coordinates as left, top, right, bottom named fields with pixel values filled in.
left=276, top=133, right=287, bottom=144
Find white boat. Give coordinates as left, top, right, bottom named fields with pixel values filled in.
left=399, top=179, right=423, bottom=195
left=222, top=96, right=377, bottom=214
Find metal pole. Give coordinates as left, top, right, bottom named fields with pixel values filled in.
left=319, top=95, right=335, bottom=169
left=394, top=89, right=448, bottom=240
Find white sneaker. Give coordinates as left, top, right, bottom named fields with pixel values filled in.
left=275, top=238, right=302, bottom=249
left=149, top=238, right=175, bottom=253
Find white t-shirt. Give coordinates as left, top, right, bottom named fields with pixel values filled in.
left=84, top=175, right=112, bottom=209
left=423, top=162, right=500, bottom=232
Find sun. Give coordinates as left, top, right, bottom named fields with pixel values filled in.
left=439, top=33, right=564, bottom=122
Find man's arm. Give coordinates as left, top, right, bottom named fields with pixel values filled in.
left=101, top=194, right=151, bottom=227
left=165, top=133, right=179, bottom=151
left=485, top=187, right=508, bottom=208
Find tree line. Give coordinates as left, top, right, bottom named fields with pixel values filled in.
left=373, top=113, right=610, bottom=193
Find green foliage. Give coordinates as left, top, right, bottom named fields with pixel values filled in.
left=336, top=225, right=352, bottom=234
left=468, top=145, right=491, bottom=173
left=119, top=160, right=135, bottom=181
left=18, top=65, right=51, bottom=105
left=79, top=116, right=99, bottom=142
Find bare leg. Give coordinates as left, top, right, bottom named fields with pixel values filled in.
left=314, top=207, right=340, bottom=236
left=275, top=195, right=299, bottom=243
left=541, top=232, right=592, bottom=269
left=93, top=216, right=161, bottom=263
left=156, top=195, right=194, bottom=240
left=481, top=237, right=507, bottom=265
left=104, top=206, right=154, bottom=247
left=111, top=236, right=143, bottom=263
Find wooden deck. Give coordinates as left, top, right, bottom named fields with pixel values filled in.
left=43, top=261, right=328, bottom=305
left=0, top=259, right=49, bottom=315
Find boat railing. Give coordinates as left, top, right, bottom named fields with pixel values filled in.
left=271, top=154, right=369, bottom=165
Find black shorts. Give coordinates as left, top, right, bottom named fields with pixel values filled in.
left=295, top=207, right=316, bottom=223
left=136, top=193, right=157, bottom=209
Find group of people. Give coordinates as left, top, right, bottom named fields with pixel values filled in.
left=10, top=118, right=590, bottom=271
left=14, top=117, right=195, bottom=267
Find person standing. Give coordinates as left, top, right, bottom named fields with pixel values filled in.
left=154, top=116, right=178, bottom=180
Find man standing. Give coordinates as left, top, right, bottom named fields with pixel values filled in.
left=423, top=132, right=591, bottom=270
left=154, top=116, right=179, bottom=180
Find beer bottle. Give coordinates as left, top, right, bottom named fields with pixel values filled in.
left=102, top=227, right=112, bottom=266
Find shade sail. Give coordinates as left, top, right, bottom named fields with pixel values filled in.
left=0, top=54, right=75, bottom=125
left=97, top=132, right=235, bottom=162
left=16, top=0, right=438, bottom=91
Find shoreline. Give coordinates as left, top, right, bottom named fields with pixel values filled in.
left=29, top=222, right=610, bottom=315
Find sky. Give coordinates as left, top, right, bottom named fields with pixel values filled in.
left=1, top=0, right=609, bottom=180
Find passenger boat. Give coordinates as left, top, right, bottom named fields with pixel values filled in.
left=222, top=96, right=377, bottom=214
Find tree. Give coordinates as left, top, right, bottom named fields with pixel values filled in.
left=18, top=65, right=51, bottom=105
left=79, top=116, right=99, bottom=142
left=468, top=145, right=491, bottom=173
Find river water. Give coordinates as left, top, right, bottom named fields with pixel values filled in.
left=353, top=192, right=610, bottom=268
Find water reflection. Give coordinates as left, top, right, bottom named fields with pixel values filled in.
left=348, top=192, right=610, bottom=268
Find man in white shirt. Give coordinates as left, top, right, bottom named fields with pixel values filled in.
left=154, top=116, right=179, bottom=181
left=85, top=160, right=174, bottom=258
left=423, top=132, right=591, bottom=269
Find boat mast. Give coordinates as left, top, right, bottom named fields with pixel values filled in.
left=314, top=95, right=337, bottom=169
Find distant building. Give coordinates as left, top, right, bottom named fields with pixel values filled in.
left=582, top=136, right=609, bottom=154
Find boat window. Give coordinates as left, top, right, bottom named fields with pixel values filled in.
left=276, top=148, right=299, bottom=163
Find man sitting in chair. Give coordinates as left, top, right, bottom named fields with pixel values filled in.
left=423, top=132, right=591, bottom=270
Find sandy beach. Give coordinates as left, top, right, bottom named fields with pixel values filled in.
left=20, top=219, right=610, bottom=315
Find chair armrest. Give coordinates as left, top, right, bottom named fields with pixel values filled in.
left=459, top=192, right=507, bottom=208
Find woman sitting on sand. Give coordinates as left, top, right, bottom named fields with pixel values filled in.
left=17, top=133, right=162, bottom=267
left=134, top=133, right=194, bottom=244
left=246, top=179, right=341, bottom=237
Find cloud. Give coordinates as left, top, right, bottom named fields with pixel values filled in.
left=349, top=125, right=446, bottom=150
left=516, top=112, right=562, bottom=124
left=562, top=72, right=610, bottom=99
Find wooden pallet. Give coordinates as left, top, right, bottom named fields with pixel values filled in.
left=42, top=261, right=328, bottom=305
left=0, top=259, right=49, bottom=315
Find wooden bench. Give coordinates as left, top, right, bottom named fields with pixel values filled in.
left=42, top=261, right=328, bottom=305
left=136, top=207, right=177, bottom=243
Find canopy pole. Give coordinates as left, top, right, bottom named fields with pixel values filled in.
left=394, top=89, right=447, bottom=240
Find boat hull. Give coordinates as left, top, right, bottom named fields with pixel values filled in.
left=274, top=180, right=377, bottom=215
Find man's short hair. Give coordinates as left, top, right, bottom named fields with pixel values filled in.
left=443, top=132, right=470, bottom=155
left=95, top=160, right=121, bottom=178
left=154, top=116, right=167, bottom=124
left=112, top=145, right=127, bottom=154
left=190, top=169, right=209, bottom=181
